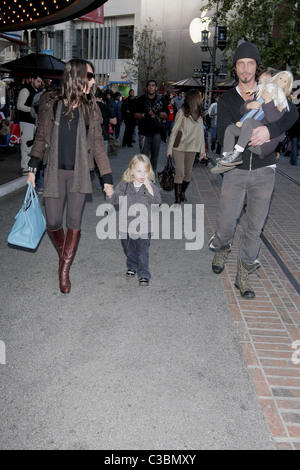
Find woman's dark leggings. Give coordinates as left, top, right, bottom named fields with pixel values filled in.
left=44, top=170, right=86, bottom=230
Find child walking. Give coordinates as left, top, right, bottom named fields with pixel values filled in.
left=107, top=154, right=161, bottom=286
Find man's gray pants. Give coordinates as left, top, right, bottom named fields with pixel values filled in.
left=213, top=166, right=275, bottom=264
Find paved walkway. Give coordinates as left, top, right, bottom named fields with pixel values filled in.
left=0, top=132, right=299, bottom=450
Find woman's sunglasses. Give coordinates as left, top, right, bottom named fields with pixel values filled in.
left=87, top=72, right=95, bottom=81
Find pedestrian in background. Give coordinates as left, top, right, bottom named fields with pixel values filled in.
left=95, top=88, right=117, bottom=189
left=17, top=72, right=43, bottom=175
left=113, top=91, right=123, bottom=140
left=173, top=90, right=185, bottom=115
left=207, top=95, right=220, bottom=153
left=167, top=89, right=205, bottom=203
left=288, top=102, right=300, bottom=166
left=133, top=79, right=169, bottom=174
left=165, top=93, right=175, bottom=138
left=121, top=89, right=137, bottom=147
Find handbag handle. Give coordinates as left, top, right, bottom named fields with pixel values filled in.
left=166, top=156, right=175, bottom=171
left=23, top=183, right=38, bottom=211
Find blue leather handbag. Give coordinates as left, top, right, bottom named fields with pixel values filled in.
left=7, top=183, right=46, bottom=250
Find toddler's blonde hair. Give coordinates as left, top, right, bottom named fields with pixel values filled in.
left=122, top=154, right=155, bottom=183
left=257, top=70, right=293, bottom=111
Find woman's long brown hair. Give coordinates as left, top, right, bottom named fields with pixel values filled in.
left=182, top=89, right=203, bottom=121
left=60, top=58, right=96, bottom=123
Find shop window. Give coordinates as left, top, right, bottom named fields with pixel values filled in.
left=118, top=26, right=134, bottom=59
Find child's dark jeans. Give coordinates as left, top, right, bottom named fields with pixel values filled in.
left=121, top=234, right=151, bottom=279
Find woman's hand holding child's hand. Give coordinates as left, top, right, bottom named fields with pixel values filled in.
left=104, top=184, right=114, bottom=197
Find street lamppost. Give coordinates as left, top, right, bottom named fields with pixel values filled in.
left=189, top=1, right=227, bottom=110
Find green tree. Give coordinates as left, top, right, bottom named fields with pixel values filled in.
left=201, top=0, right=300, bottom=75
left=123, top=18, right=168, bottom=92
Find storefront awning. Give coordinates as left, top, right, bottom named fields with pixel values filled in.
left=0, top=33, right=27, bottom=53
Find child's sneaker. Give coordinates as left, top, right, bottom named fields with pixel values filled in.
left=126, top=269, right=136, bottom=278
left=219, top=149, right=243, bottom=166
left=211, top=161, right=236, bottom=174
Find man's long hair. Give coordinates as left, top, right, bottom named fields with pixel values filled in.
left=182, top=89, right=204, bottom=121
left=60, top=58, right=96, bottom=123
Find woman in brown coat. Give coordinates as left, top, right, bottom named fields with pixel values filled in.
left=27, top=59, right=113, bottom=294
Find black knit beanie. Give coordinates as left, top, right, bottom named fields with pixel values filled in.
left=232, top=41, right=261, bottom=65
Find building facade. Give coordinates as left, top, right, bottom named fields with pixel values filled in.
left=4, top=1, right=228, bottom=95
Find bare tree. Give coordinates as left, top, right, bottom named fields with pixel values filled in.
left=123, top=18, right=168, bottom=93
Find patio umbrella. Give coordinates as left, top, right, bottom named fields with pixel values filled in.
left=172, top=77, right=203, bottom=89
left=3, top=53, right=66, bottom=79
left=215, top=77, right=237, bottom=88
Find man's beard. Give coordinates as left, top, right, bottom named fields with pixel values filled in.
left=240, top=75, right=253, bottom=84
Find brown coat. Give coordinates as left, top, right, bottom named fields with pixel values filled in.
left=30, top=92, right=112, bottom=197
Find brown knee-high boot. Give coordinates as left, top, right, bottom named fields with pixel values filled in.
left=47, top=227, right=65, bottom=264
left=59, top=228, right=81, bottom=294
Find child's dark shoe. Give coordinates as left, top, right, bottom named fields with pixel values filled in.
left=139, top=278, right=149, bottom=286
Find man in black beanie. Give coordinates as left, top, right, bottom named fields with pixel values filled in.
left=209, top=41, right=297, bottom=298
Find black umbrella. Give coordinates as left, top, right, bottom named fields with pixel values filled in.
left=4, top=53, right=66, bottom=79
left=0, top=65, right=11, bottom=73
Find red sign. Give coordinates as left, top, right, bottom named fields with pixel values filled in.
left=79, top=6, right=104, bottom=24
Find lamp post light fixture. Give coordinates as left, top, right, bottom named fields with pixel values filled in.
left=189, top=1, right=227, bottom=110
left=219, top=57, right=228, bottom=80
left=34, top=26, right=55, bottom=54
left=201, top=30, right=209, bottom=51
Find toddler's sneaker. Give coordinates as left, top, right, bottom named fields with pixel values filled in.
left=219, top=149, right=243, bottom=166
left=126, top=269, right=136, bottom=278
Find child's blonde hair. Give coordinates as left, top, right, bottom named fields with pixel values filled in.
left=257, top=70, right=293, bottom=110
left=122, top=154, right=155, bottom=182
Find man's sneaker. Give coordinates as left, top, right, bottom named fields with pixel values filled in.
left=139, top=278, right=149, bottom=286
left=212, top=244, right=231, bottom=274
left=22, top=169, right=28, bottom=176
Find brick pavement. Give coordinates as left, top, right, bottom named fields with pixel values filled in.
left=192, top=156, right=300, bottom=450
